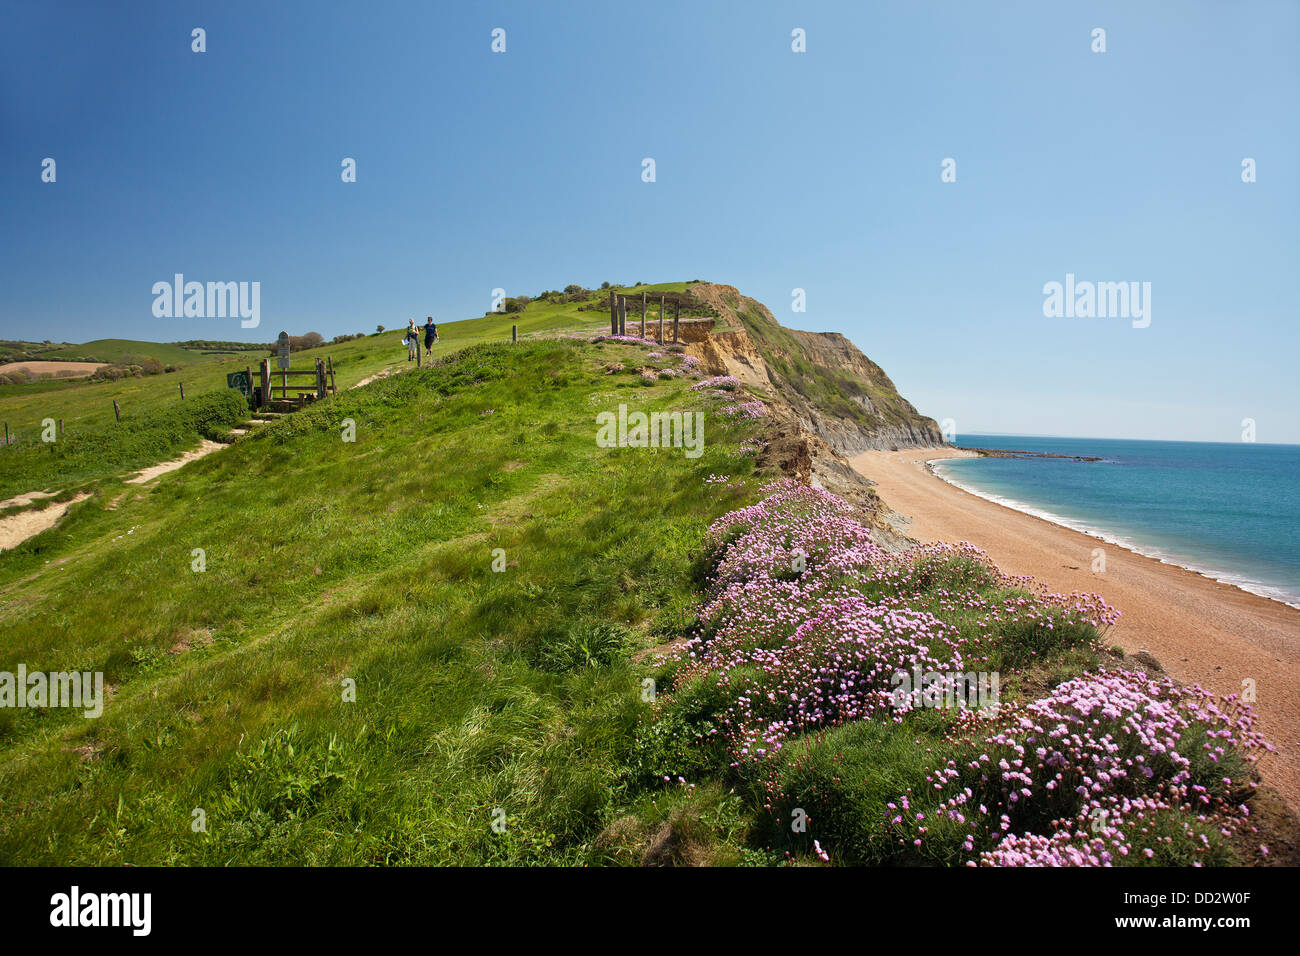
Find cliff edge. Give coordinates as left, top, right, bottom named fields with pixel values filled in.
left=683, top=283, right=945, bottom=454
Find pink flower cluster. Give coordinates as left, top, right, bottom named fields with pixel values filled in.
left=661, top=480, right=1119, bottom=762
left=720, top=401, right=768, bottom=419
left=649, top=479, right=1268, bottom=865
left=914, top=670, right=1272, bottom=865
left=603, top=334, right=660, bottom=346
left=690, top=375, right=741, bottom=392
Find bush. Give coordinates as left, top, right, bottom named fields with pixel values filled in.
left=0, top=386, right=248, bottom=500
left=187, top=388, right=249, bottom=439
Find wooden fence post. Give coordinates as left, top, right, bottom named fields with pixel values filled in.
left=640, top=291, right=646, bottom=337
left=179, top=382, right=185, bottom=400
left=4, top=423, right=8, bottom=445
left=315, top=358, right=326, bottom=399
left=512, top=324, right=517, bottom=344
left=658, top=295, right=665, bottom=344
left=327, top=356, right=336, bottom=394
left=260, top=359, right=271, bottom=408
left=673, top=301, right=680, bottom=343
left=618, top=296, right=627, bottom=335
left=609, top=290, right=617, bottom=335
left=112, top=400, right=121, bottom=422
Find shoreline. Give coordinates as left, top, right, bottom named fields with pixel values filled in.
left=849, top=446, right=1300, bottom=812
left=925, top=455, right=1300, bottom=611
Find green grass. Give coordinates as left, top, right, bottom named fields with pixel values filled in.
left=0, top=298, right=614, bottom=499
left=0, top=337, right=764, bottom=864
left=1, top=284, right=1241, bottom=867
left=0, top=391, right=248, bottom=499
left=40, top=339, right=212, bottom=365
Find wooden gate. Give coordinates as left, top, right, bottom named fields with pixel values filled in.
left=249, top=356, right=337, bottom=412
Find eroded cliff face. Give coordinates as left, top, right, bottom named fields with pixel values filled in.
left=685, top=283, right=945, bottom=455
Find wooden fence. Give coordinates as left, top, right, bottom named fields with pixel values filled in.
left=251, top=356, right=337, bottom=411
left=607, top=290, right=680, bottom=344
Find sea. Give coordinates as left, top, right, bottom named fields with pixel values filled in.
left=929, top=435, right=1300, bottom=609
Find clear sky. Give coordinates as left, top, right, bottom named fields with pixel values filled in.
left=1, top=1, right=1296, bottom=443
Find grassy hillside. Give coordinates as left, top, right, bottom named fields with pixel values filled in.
left=0, top=286, right=1272, bottom=866
left=0, top=331, right=1270, bottom=866
left=0, top=301, right=613, bottom=499
left=0, top=338, right=766, bottom=863
left=41, top=339, right=211, bottom=365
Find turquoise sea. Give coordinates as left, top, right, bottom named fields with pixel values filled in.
left=931, top=435, right=1300, bottom=608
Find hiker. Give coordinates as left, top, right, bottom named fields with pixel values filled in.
left=404, top=319, right=418, bottom=362
left=423, top=316, right=438, bottom=357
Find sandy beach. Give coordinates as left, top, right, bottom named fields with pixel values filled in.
left=850, top=447, right=1300, bottom=811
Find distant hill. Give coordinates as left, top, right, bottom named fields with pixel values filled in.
left=41, top=339, right=207, bottom=365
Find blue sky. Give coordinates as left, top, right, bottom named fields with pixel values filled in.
left=2, top=0, right=1296, bottom=442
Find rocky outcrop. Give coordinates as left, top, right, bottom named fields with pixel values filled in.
left=684, top=283, right=945, bottom=455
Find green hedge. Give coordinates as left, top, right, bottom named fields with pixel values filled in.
left=0, top=388, right=247, bottom=497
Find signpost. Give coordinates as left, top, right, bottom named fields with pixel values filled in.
left=276, top=331, right=291, bottom=370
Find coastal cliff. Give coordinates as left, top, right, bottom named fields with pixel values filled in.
left=684, top=283, right=946, bottom=455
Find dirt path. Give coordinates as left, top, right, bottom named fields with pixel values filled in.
left=0, top=437, right=228, bottom=551
left=851, top=447, right=1300, bottom=811
left=124, top=439, right=223, bottom=484
left=0, top=493, right=91, bottom=551
left=352, top=365, right=399, bottom=389
left=0, top=490, right=57, bottom=510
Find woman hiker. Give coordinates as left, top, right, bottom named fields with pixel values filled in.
left=404, top=318, right=418, bottom=362
left=422, top=316, right=438, bottom=366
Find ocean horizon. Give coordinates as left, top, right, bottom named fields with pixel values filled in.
left=932, top=434, right=1300, bottom=609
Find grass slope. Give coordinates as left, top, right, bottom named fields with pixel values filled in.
left=0, top=338, right=763, bottom=864
left=41, top=340, right=211, bottom=365
left=0, top=301, right=613, bottom=499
